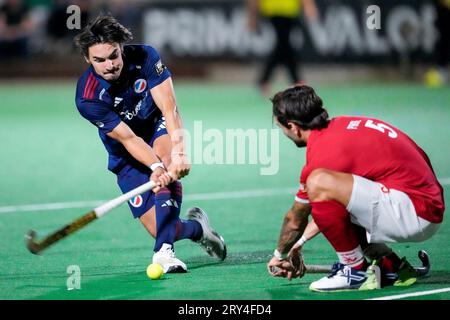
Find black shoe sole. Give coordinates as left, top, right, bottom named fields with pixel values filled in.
left=166, top=265, right=187, bottom=273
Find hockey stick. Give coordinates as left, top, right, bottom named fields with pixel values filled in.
left=304, top=264, right=334, bottom=273
left=415, top=250, right=430, bottom=277
left=305, top=250, right=431, bottom=276
left=25, top=180, right=157, bottom=254
left=271, top=250, right=431, bottom=277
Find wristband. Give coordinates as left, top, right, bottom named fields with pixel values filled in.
left=295, top=235, right=308, bottom=247
left=273, top=249, right=288, bottom=261
left=149, top=162, right=165, bottom=171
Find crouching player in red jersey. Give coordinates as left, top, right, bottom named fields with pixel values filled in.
left=267, top=85, right=444, bottom=292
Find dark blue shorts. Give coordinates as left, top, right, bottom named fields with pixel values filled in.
left=117, top=165, right=156, bottom=218
left=117, top=117, right=168, bottom=218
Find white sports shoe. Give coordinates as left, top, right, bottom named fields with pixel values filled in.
left=309, top=263, right=367, bottom=292
left=187, top=207, right=227, bottom=261
left=152, top=243, right=187, bottom=273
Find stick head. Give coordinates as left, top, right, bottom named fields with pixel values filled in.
left=417, top=250, right=430, bottom=277
left=25, top=230, right=41, bottom=255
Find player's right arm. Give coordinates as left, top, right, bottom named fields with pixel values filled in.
left=268, top=189, right=322, bottom=279
left=275, top=201, right=312, bottom=256
left=267, top=201, right=312, bottom=277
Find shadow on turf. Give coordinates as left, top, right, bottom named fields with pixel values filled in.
left=418, top=271, right=450, bottom=285
left=187, top=248, right=333, bottom=269
left=188, top=250, right=273, bottom=269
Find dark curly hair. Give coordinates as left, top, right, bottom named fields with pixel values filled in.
left=74, top=15, right=133, bottom=57
left=272, top=85, right=329, bottom=130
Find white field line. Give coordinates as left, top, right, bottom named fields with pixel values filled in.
left=0, top=187, right=297, bottom=214
left=1, top=176, right=448, bottom=215
left=0, top=200, right=105, bottom=214
left=366, top=287, right=450, bottom=300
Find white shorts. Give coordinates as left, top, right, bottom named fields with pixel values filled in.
left=346, top=175, right=440, bottom=243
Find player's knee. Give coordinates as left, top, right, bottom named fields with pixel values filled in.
left=306, top=168, right=335, bottom=201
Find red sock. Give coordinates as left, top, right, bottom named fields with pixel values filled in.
left=311, top=200, right=368, bottom=267
left=311, top=200, right=360, bottom=252
left=379, top=252, right=402, bottom=273
left=353, top=259, right=369, bottom=270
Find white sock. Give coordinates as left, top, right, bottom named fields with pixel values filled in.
left=337, top=245, right=365, bottom=268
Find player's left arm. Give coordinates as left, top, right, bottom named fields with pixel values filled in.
left=151, top=77, right=190, bottom=182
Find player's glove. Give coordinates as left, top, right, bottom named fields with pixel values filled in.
left=268, top=249, right=306, bottom=281
left=288, top=246, right=306, bottom=279
left=267, top=256, right=296, bottom=279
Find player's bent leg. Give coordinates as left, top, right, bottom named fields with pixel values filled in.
left=151, top=127, right=222, bottom=269
left=139, top=206, right=187, bottom=273
left=139, top=207, right=157, bottom=238
left=137, top=199, right=187, bottom=274
left=344, top=175, right=437, bottom=288
left=309, top=263, right=369, bottom=292
left=152, top=243, right=187, bottom=274
left=153, top=186, right=186, bottom=252
left=117, top=165, right=187, bottom=273
left=152, top=189, right=189, bottom=273
left=138, top=202, right=203, bottom=249
left=307, top=169, right=371, bottom=291
left=311, top=200, right=364, bottom=266
left=362, top=243, right=400, bottom=287
left=347, top=174, right=440, bottom=243
left=152, top=134, right=205, bottom=245
left=349, top=230, right=405, bottom=289
left=308, top=201, right=369, bottom=291
left=150, top=133, right=188, bottom=272
left=187, top=207, right=227, bottom=261
left=168, top=181, right=204, bottom=242
left=306, top=168, right=354, bottom=205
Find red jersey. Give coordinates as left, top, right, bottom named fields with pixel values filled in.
left=296, top=116, right=445, bottom=223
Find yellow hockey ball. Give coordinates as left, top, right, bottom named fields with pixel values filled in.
left=146, top=263, right=164, bottom=280
left=424, top=69, right=444, bottom=88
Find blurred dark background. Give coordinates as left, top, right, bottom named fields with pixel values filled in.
left=0, top=0, right=448, bottom=85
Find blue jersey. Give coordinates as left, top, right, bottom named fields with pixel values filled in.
left=75, top=45, right=171, bottom=173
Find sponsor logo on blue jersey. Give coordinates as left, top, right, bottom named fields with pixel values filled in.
left=129, top=195, right=143, bottom=208
left=114, top=97, right=123, bottom=107
left=134, top=79, right=147, bottom=93
left=155, top=60, right=166, bottom=76
left=99, top=88, right=106, bottom=101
